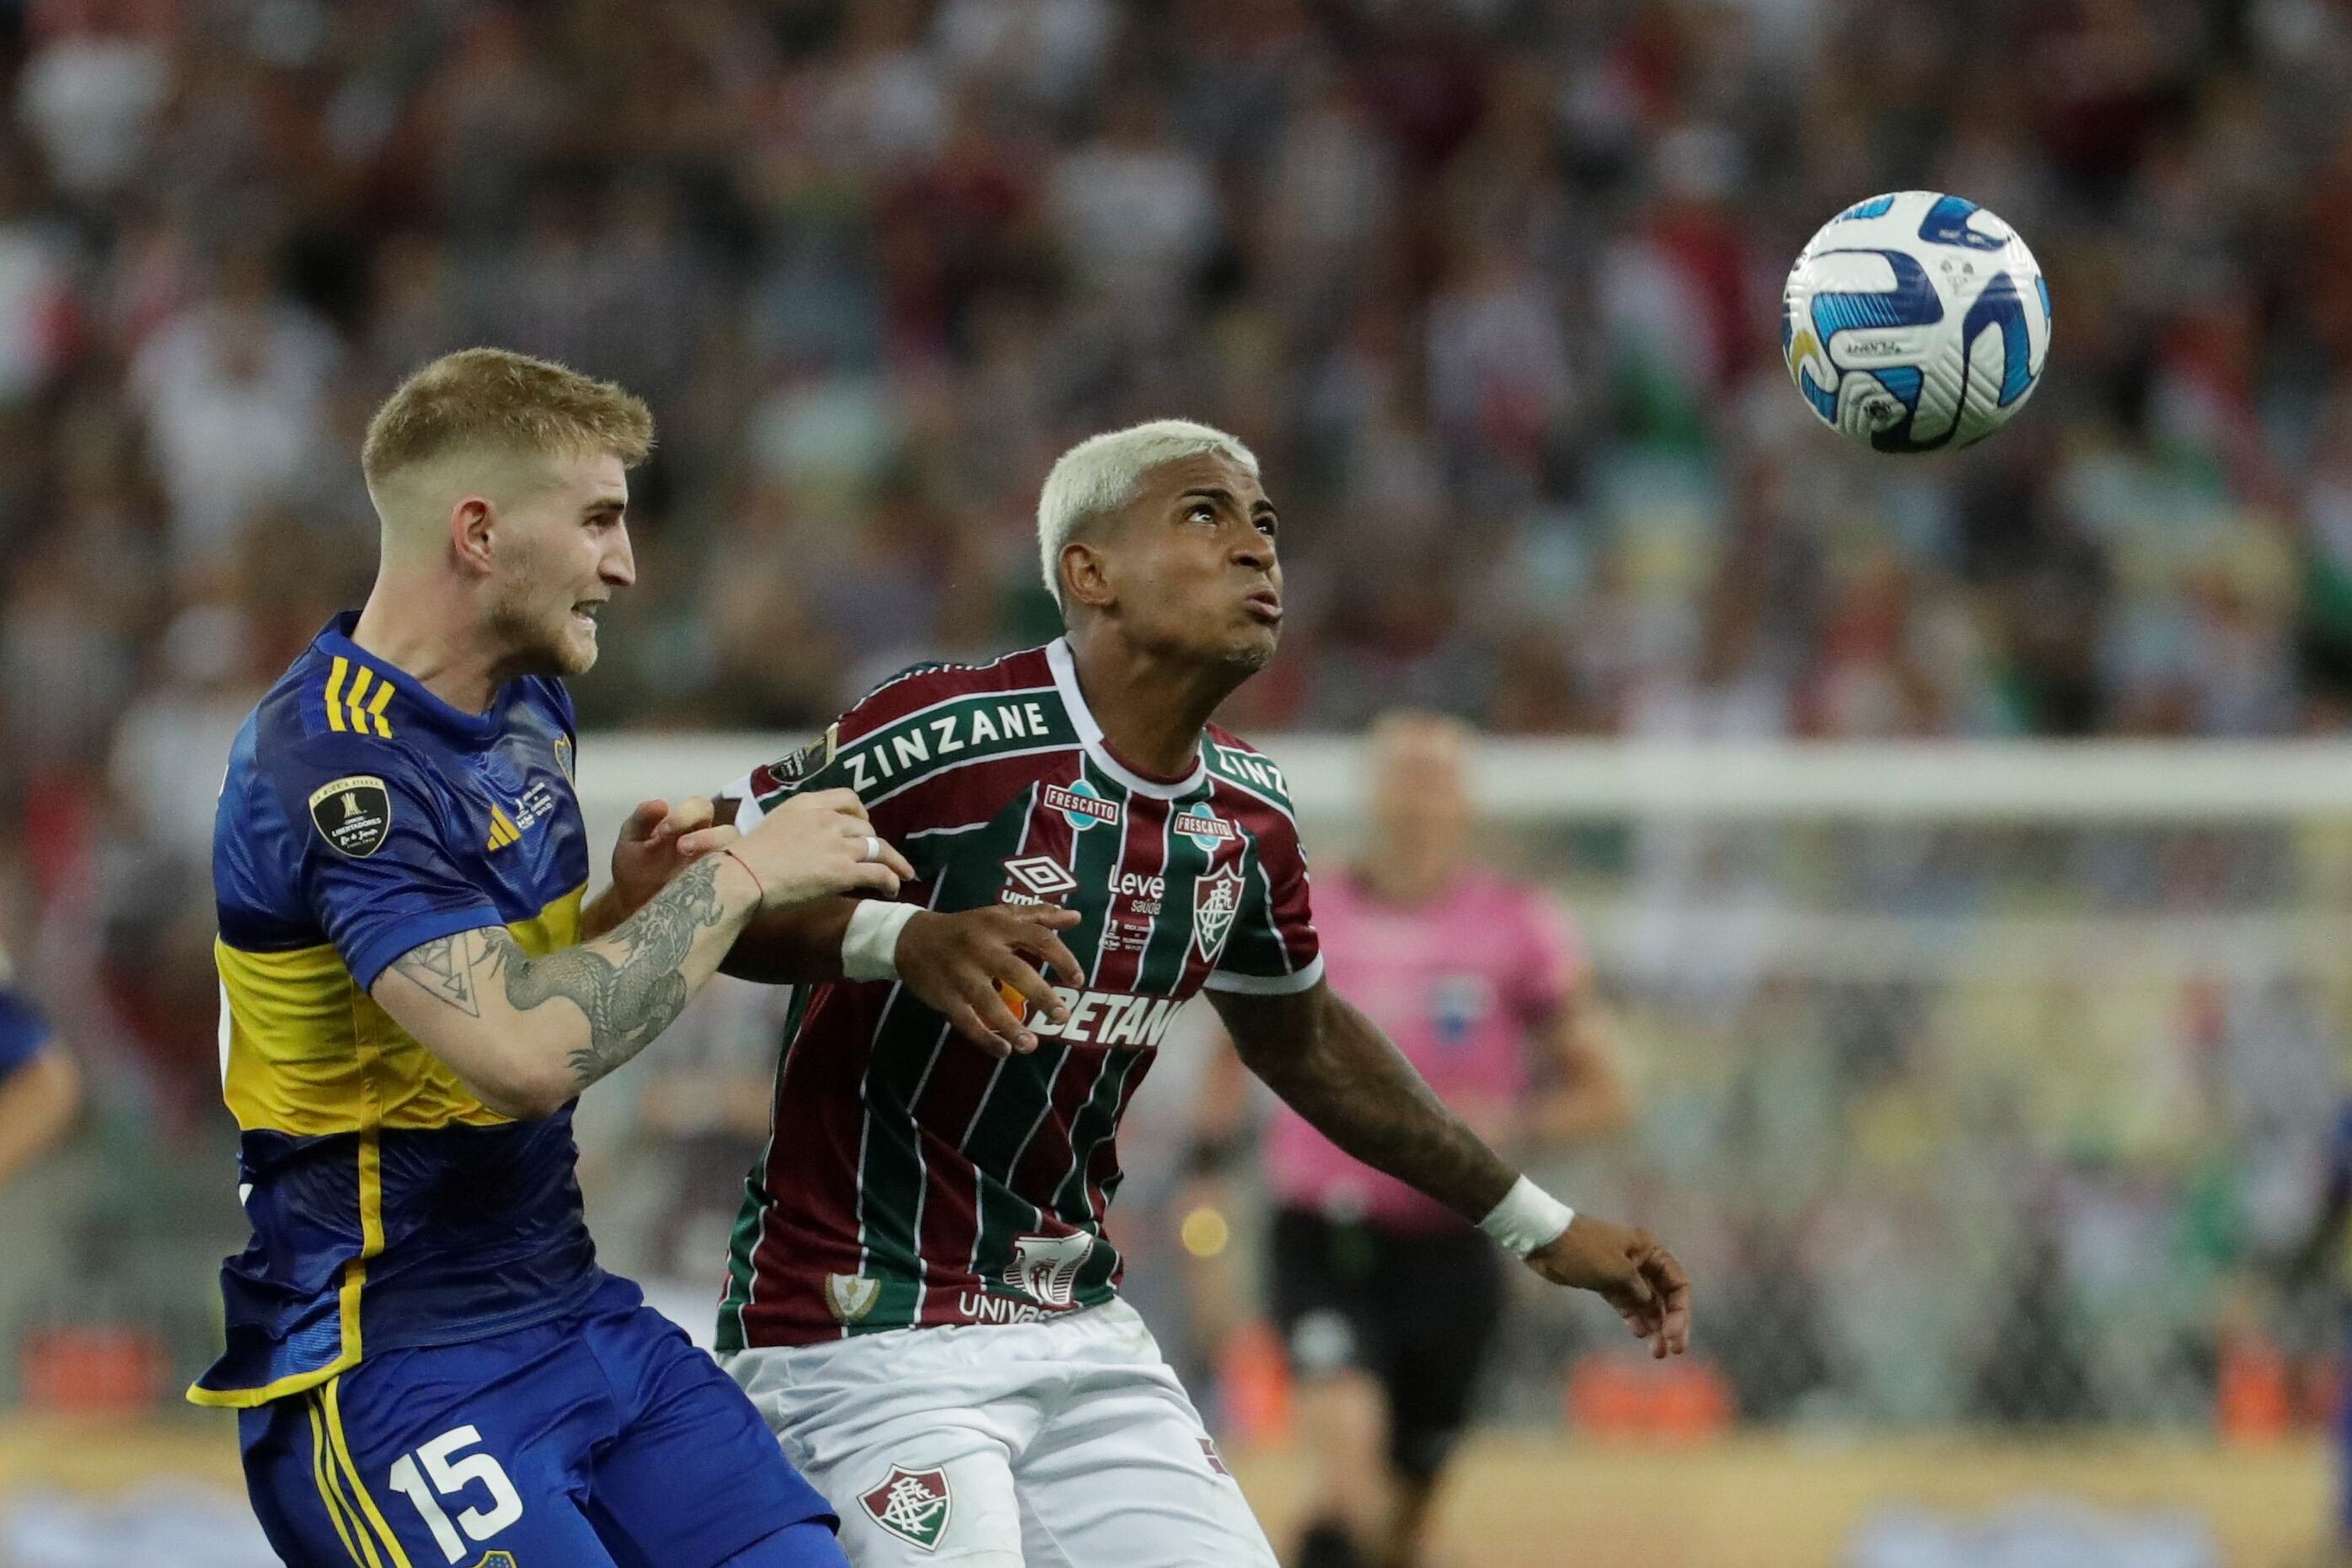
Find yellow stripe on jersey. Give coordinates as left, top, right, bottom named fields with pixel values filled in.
left=345, top=667, right=378, bottom=737
left=324, top=1375, right=415, bottom=1568
left=486, top=805, right=521, bottom=851
left=365, top=677, right=395, bottom=739
left=308, top=1395, right=378, bottom=1565
left=214, top=884, right=585, bottom=1136
left=188, top=884, right=583, bottom=1410
left=324, top=656, right=350, bottom=733
left=322, top=656, right=398, bottom=738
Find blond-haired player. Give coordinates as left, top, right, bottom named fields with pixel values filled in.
left=199, top=349, right=896, bottom=1566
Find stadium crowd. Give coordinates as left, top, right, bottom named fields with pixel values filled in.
left=0, top=0, right=2343, bottom=1427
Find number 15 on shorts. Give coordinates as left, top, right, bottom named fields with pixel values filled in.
left=386, top=1426, right=524, bottom=1563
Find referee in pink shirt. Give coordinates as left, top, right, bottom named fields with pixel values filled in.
left=1189, top=711, right=1633, bottom=1568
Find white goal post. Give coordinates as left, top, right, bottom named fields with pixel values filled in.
left=573, top=731, right=2352, bottom=1426
left=579, top=736, right=2352, bottom=826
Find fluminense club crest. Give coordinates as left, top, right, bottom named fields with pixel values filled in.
left=860, top=1464, right=952, bottom=1552
left=1193, top=862, right=1246, bottom=961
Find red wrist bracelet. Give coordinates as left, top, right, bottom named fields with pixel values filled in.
left=720, top=846, right=765, bottom=903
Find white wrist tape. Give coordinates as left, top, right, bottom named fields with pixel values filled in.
left=842, top=900, right=919, bottom=982
left=1480, top=1175, right=1576, bottom=1257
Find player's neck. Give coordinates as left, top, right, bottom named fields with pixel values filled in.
left=350, top=584, right=508, bottom=715
left=1064, top=629, right=1235, bottom=780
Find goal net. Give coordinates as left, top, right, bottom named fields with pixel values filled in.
left=577, top=734, right=2352, bottom=1432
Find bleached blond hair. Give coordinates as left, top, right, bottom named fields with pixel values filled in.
left=362, top=348, right=653, bottom=497
left=1037, top=419, right=1259, bottom=607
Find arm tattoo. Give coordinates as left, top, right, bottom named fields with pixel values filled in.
left=394, top=934, right=484, bottom=1017
left=1224, top=987, right=1517, bottom=1223
left=389, top=856, right=731, bottom=1096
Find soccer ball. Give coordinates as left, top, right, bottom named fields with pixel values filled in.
left=1781, top=191, right=2051, bottom=453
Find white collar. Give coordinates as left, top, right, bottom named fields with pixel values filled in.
left=1046, top=638, right=1208, bottom=800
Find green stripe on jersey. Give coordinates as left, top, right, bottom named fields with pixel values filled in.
left=1066, top=1049, right=1149, bottom=1298
left=1136, top=781, right=1218, bottom=993
left=716, top=984, right=815, bottom=1354
left=1204, top=740, right=1294, bottom=811
left=828, top=688, right=1076, bottom=802
left=845, top=791, right=1042, bottom=1334
left=965, top=760, right=1132, bottom=1296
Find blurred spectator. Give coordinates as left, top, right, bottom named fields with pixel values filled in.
left=0, top=0, right=2348, bottom=1440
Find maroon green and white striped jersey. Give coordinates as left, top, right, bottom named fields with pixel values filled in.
left=714, top=640, right=1321, bottom=1348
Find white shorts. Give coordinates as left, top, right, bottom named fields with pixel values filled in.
left=721, top=1298, right=1278, bottom=1568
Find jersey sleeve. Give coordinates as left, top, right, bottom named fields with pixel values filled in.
left=264, top=734, right=503, bottom=992
left=1205, top=813, right=1324, bottom=995
left=1510, top=891, right=1587, bottom=1025
left=721, top=722, right=844, bottom=833
left=0, top=988, right=54, bottom=1078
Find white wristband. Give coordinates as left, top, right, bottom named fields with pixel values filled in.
left=842, top=900, right=919, bottom=982
left=1480, top=1175, right=1575, bottom=1258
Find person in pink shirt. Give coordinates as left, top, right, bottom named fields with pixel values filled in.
left=1188, top=710, right=1631, bottom=1568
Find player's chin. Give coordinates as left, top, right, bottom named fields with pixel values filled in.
left=1219, top=622, right=1279, bottom=673
left=549, top=618, right=601, bottom=677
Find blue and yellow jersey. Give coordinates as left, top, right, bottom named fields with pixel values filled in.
left=194, top=612, right=605, bottom=1408
left=0, top=945, right=54, bottom=1081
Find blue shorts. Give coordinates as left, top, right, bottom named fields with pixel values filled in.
left=238, top=1276, right=842, bottom=1568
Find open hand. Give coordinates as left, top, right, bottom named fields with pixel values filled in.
left=1524, top=1212, right=1692, bottom=1360
left=727, top=789, right=916, bottom=909
left=897, top=902, right=1085, bottom=1058
left=608, top=795, right=733, bottom=918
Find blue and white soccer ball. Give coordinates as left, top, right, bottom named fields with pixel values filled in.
left=1781, top=191, right=2052, bottom=453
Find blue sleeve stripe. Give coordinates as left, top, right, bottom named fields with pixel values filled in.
left=344, top=906, right=506, bottom=995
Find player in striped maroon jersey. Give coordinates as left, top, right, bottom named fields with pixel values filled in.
left=662, top=421, right=1691, bottom=1566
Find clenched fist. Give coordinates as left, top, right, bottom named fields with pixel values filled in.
left=897, top=902, right=1086, bottom=1058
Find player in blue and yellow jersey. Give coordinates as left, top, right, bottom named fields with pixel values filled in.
left=200, top=349, right=913, bottom=1568
left=0, top=943, right=77, bottom=1190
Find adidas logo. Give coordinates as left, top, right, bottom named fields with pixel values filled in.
left=486, top=781, right=561, bottom=852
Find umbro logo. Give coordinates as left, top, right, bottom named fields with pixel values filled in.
left=1003, top=854, right=1077, bottom=901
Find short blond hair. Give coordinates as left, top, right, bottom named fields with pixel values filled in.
left=362, top=348, right=653, bottom=491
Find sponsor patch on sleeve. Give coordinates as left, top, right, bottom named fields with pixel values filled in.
left=755, top=723, right=839, bottom=797
left=307, top=775, right=393, bottom=858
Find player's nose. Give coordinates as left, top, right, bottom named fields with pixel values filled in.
left=603, top=522, right=638, bottom=587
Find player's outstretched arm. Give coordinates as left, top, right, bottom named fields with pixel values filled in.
left=1208, top=979, right=1519, bottom=1221
left=372, top=790, right=914, bottom=1119
left=1208, top=979, right=1690, bottom=1358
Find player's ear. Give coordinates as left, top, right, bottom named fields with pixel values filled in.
left=1061, top=539, right=1116, bottom=613
left=450, top=495, right=496, bottom=576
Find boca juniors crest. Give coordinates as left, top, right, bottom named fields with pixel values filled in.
left=861, top=1465, right=952, bottom=1552
left=1193, top=862, right=1245, bottom=962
